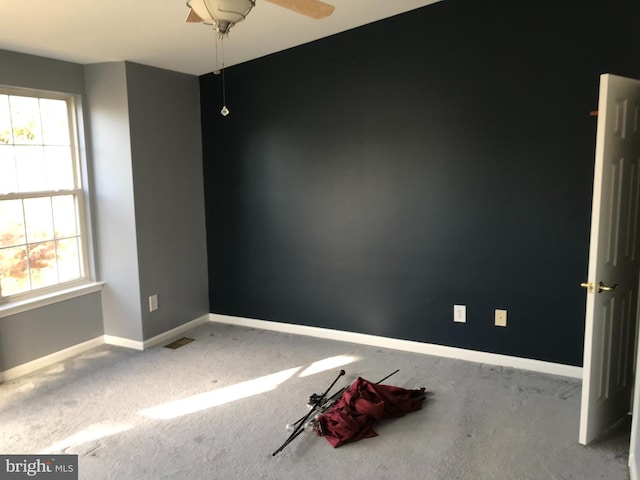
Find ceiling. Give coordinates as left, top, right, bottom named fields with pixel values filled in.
left=0, top=1, right=441, bottom=76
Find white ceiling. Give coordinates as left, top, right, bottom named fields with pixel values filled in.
left=0, top=1, right=441, bottom=76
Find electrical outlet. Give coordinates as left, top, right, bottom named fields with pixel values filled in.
left=149, top=294, right=159, bottom=312
left=495, top=309, right=507, bottom=327
left=454, top=305, right=466, bottom=323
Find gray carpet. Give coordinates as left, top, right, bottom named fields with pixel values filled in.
left=0, top=322, right=631, bottom=479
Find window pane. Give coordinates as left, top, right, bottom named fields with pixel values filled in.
left=23, top=197, right=54, bottom=242
left=52, top=195, right=78, bottom=238
left=0, top=199, right=26, bottom=247
left=9, top=96, right=42, bottom=145
left=0, top=95, right=12, bottom=144
left=40, top=99, right=70, bottom=146
left=0, top=90, right=88, bottom=300
left=0, top=245, right=30, bottom=296
left=28, top=240, right=57, bottom=289
left=45, top=146, right=74, bottom=189
left=0, top=145, right=18, bottom=194
left=56, top=237, right=81, bottom=282
left=15, top=145, right=46, bottom=191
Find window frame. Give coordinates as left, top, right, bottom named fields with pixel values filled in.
left=0, top=86, right=93, bottom=305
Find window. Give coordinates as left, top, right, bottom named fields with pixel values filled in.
left=0, top=88, right=89, bottom=302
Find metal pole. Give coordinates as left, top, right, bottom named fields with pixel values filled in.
left=272, top=369, right=346, bottom=456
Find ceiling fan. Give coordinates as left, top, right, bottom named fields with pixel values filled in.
left=186, top=0, right=335, bottom=35
left=187, top=1, right=335, bottom=117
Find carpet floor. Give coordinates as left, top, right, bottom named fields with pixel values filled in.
left=0, top=322, right=631, bottom=479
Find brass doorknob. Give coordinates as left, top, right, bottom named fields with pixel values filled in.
left=598, top=281, right=618, bottom=293
left=580, top=282, right=594, bottom=293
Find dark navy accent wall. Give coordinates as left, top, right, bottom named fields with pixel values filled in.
left=201, top=0, right=640, bottom=366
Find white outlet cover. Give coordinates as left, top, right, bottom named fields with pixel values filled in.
left=495, top=309, right=507, bottom=327
left=149, top=294, right=158, bottom=312
left=454, top=305, right=466, bottom=323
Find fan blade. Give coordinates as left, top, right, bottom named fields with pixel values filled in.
left=264, top=0, right=335, bottom=19
left=185, top=8, right=203, bottom=23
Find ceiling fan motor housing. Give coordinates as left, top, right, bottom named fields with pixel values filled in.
left=187, top=0, right=256, bottom=35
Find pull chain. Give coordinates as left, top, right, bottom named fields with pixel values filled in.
left=220, top=37, right=229, bottom=116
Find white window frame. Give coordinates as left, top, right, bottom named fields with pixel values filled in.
left=0, top=86, right=95, bottom=307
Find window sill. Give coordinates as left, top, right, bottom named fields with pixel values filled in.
left=0, top=281, right=105, bottom=319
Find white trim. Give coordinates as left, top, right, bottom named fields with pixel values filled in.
left=1, top=315, right=212, bottom=381
left=1, top=313, right=583, bottom=384
left=209, top=313, right=583, bottom=379
left=103, top=335, right=144, bottom=351
left=0, top=336, right=103, bottom=383
left=631, top=453, right=639, bottom=480
left=142, top=314, right=211, bottom=349
left=103, top=314, right=211, bottom=351
left=0, top=282, right=105, bottom=319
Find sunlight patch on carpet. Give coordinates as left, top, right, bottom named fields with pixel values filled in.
left=299, top=355, right=361, bottom=377
left=137, top=366, right=302, bottom=420
left=40, top=423, right=133, bottom=454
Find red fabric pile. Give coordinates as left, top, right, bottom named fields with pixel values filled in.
left=316, top=377, right=426, bottom=448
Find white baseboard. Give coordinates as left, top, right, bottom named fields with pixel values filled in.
left=103, top=314, right=211, bottom=350
left=1, top=313, right=582, bottom=383
left=142, top=314, right=211, bottom=349
left=0, top=336, right=104, bottom=383
left=209, top=313, right=583, bottom=379
left=1, top=314, right=212, bottom=382
left=103, top=335, right=144, bottom=350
